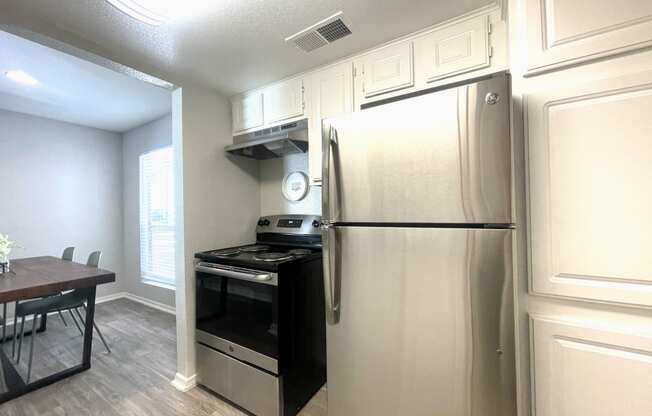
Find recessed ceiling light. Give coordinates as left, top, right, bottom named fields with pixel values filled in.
left=105, top=0, right=168, bottom=25
left=105, top=0, right=209, bottom=26
left=4, top=70, right=39, bottom=86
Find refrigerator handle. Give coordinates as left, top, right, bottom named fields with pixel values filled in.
left=321, top=222, right=340, bottom=325
left=322, top=125, right=339, bottom=223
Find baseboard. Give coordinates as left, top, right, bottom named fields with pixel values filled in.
left=96, top=292, right=176, bottom=315
left=123, top=293, right=176, bottom=315
left=96, top=292, right=128, bottom=304
left=171, top=372, right=197, bottom=392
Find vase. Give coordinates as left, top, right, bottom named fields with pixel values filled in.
left=0, top=256, right=9, bottom=274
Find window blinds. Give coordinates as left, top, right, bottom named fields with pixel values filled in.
left=139, top=146, right=175, bottom=287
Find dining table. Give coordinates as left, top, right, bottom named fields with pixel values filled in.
left=0, top=256, right=115, bottom=404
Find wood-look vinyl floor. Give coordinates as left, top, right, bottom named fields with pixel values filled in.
left=0, top=298, right=327, bottom=416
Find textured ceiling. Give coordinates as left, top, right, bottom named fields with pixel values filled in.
left=0, top=0, right=494, bottom=96
left=0, top=30, right=171, bottom=132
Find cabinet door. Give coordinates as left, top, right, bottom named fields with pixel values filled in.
left=308, top=62, right=354, bottom=184
left=414, top=14, right=490, bottom=83
left=527, top=70, right=652, bottom=307
left=232, top=92, right=263, bottom=133
left=361, top=42, right=414, bottom=98
left=525, top=0, right=652, bottom=74
left=531, top=316, right=652, bottom=416
left=263, top=78, right=304, bottom=124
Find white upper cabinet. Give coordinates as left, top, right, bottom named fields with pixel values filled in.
left=308, top=62, right=354, bottom=184
left=232, top=92, right=263, bottom=132
left=360, top=42, right=414, bottom=98
left=525, top=0, right=652, bottom=74
left=263, top=78, right=305, bottom=124
left=414, top=14, right=490, bottom=83
left=527, top=69, right=652, bottom=307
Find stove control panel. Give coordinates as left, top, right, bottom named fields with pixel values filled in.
left=277, top=218, right=303, bottom=228
left=255, top=215, right=322, bottom=236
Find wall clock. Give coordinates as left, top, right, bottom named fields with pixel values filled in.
left=282, top=171, right=310, bottom=202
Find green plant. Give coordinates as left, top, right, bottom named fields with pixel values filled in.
left=0, top=234, right=19, bottom=262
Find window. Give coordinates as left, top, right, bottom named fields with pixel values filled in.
left=139, top=146, right=175, bottom=288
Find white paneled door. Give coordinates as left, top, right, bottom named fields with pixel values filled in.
left=308, top=62, right=354, bottom=184
left=360, top=42, right=414, bottom=98
left=525, top=0, right=652, bottom=74
left=526, top=70, right=652, bottom=308
left=232, top=92, right=264, bottom=132
left=262, top=78, right=305, bottom=124
left=414, top=14, right=491, bottom=83
left=531, top=316, right=652, bottom=416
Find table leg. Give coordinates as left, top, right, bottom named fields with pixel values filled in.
left=81, top=286, right=96, bottom=368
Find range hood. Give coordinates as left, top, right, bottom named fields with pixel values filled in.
left=226, top=119, right=309, bottom=160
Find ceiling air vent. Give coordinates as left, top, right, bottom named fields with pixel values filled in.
left=286, top=11, right=352, bottom=53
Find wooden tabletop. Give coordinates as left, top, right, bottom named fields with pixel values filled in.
left=0, top=256, right=115, bottom=303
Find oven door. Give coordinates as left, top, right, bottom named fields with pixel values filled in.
left=195, top=262, right=279, bottom=374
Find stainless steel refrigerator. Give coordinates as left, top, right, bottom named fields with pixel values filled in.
left=321, top=73, right=516, bottom=416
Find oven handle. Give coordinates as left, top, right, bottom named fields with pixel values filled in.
left=195, top=262, right=278, bottom=286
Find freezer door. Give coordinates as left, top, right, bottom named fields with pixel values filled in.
left=322, top=74, right=511, bottom=224
left=325, top=227, right=516, bottom=416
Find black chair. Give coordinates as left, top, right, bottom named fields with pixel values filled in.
left=15, top=291, right=87, bottom=382
left=14, top=251, right=111, bottom=382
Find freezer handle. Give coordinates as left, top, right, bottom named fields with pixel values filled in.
left=322, top=124, right=339, bottom=223
left=321, top=222, right=341, bottom=325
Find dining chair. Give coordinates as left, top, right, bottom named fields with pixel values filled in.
left=14, top=251, right=111, bottom=381
left=7, top=246, right=75, bottom=358
left=59, top=251, right=110, bottom=353
left=72, top=251, right=111, bottom=354
left=14, top=290, right=87, bottom=382
left=55, top=247, right=77, bottom=328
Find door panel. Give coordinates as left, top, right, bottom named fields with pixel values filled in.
left=531, top=316, right=652, bottom=416
left=326, top=226, right=515, bottom=416
left=232, top=92, right=264, bottom=132
left=361, top=42, right=414, bottom=98
left=525, top=0, right=652, bottom=73
left=309, top=62, right=354, bottom=184
left=414, top=14, right=491, bottom=83
left=263, top=78, right=304, bottom=124
left=527, top=70, right=652, bottom=307
left=324, top=74, right=511, bottom=224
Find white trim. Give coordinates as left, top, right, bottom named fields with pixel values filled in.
left=123, top=293, right=176, bottom=315
left=171, top=372, right=197, bottom=392
left=97, top=291, right=176, bottom=315
left=142, top=279, right=176, bottom=292
left=96, top=291, right=128, bottom=304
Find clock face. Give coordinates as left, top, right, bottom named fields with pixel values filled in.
left=282, top=171, right=310, bottom=202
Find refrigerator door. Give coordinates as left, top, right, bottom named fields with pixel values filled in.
left=322, top=74, right=511, bottom=224
left=325, top=226, right=516, bottom=416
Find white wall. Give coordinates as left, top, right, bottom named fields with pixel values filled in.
left=259, top=153, right=321, bottom=216
left=0, top=109, right=123, bottom=298
left=173, top=85, right=260, bottom=384
left=122, top=114, right=175, bottom=308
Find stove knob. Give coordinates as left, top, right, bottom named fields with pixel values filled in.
left=257, top=219, right=265, bottom=226
left=312, top=220, right=320, bottom=228
left=263, top=219, right=270, bottom=226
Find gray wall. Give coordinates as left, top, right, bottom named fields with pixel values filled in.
left=173, top=85, right=261, bottom=381
left=122, top=114, right=175, bottom=307
left=0, top=109, right=123, bottom=298
left=259, top=153, right=321, bottom=216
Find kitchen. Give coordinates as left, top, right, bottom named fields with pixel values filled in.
left=1, top=1, right=652, bottom=415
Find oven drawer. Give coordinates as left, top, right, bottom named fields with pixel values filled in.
left=197, top=329, right=278, bottom=374
left=197, top=343, right=280, bottom=416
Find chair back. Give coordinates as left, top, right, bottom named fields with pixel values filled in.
left=87, top=251, right=102, bottom=268
left=61, top=247, right=75, bottom=261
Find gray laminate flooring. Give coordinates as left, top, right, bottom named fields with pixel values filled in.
left=0, top=298, right=327, bottom=416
